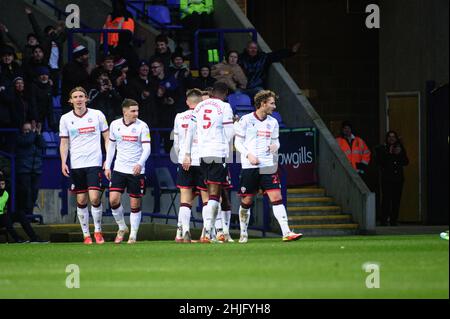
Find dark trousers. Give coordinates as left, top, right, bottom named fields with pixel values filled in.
left=0, top=213, right=22, bottom=242
left=17, top=173, right=41, bottom=216
left=381, top=180, right=404, bottom=224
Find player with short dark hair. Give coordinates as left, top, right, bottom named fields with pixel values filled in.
left=234, top=90, right=303, bottom=243
left=173, top=89, right=209, bottom=242
left=59, top=87, right=110, bottom=244
left=182, top=82, right=234, bottom=242
left=105, top=99, right=151, bottom=244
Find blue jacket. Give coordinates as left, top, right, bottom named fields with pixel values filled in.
left=15, top=132, right=46, bottom=174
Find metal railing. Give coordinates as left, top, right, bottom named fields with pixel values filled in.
left=194, top=28, right=257, bottom=68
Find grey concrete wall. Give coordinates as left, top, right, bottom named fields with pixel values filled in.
left=379, top=0, right=449, bottom=222
left=215, top=0, right=375, bottom=232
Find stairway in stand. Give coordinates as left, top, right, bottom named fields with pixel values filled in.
left=286, top=186, right=359, bottom=236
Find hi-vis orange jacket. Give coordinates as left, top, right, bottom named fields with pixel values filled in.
left=100, top=15, right=135, bottom=47
left=336, top=135, right=371, bottom=170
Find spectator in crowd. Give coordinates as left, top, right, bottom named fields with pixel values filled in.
left=90, top=54, right=117, bottom=89
left=239, top=41, right=300, bottom=99
left=88, top=74, right=122, bottom=124
left=61, top=45, right=91, bottom=114
left=169, top=50, right=192, bottom=92
left=0, top=173, right=29, bottom=243
left=112, top=57, right=132, bottom=98
left=211, top=50, right=247, bottom=93
left=150, top=58, right=183, bottom=152
left=8, top=77, right=37, bottom=129
left=31, top=66, right=56, bottom=132
left=374, top=131, right=409, bottom=226
left=101, top=0, right=135, bottom=51
left=149, top=34, right=173, bottom=72
left=23, top=45, right=48, bottom=83
left=0, top=22, right=39, bottom=62
left=110, top=30, right=140, bottom=73
left=128, top=60, right=157, bottom=127
left=189, top=65, right=215, bottom=91
left=25, top=7, right=67, bottom=96
left=336, top=121, right=371, bottom=179
left=15, top=121, right=46, bottom=228
left=0, top=45, right=23, bottom=90
left=0, top=78, right=12, bottom=129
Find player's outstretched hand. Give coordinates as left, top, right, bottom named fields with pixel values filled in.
left=61, top=163, right=70, bottom=177
left=104, top=169, right=111, bottom=181
left=132, top=164, right=142, bottom=176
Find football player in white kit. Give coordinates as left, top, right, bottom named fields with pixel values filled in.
left=234, top=90, right=303, bottom=243
left=173, top=89, right=209, bottom=243
left=59, top=87, right=109, bottom=245
left=182, top=82, right=235, bottom=242
left=104, top=99, right=151, bottom=244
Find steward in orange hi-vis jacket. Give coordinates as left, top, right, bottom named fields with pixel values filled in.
left=336, top=121, right=371, bottom=175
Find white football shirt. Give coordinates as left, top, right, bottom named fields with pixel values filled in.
left=173, top=109, right=200, bottom=166
left=235, top=112, right=279, bottom=168
left=188, top=98, right=234, bottom=158
left=59, top=108, right=109, bottom=169
left=109, top=118, right=151, bottom=174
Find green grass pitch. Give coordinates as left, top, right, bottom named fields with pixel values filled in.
left=0, top=235, right=448, bottom=299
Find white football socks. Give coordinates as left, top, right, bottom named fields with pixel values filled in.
left=179, top=206, right=192, bottom=234
left=239, top=206, right=250, bottom=236
left=222, top=210, right=231, bottom=234
left=130, top=212, right=141, bottom=239
left=272, top=204, right=291, bottom=237
left=112, top=204, right=127, bottom=231
left=91, top=204, right=103, bottom=233
left=77, top=206, right=90, bottom=237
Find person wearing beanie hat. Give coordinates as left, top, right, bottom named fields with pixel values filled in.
left=0, top=45, right=24, bottom=87
left=73, top=45, right=89, bottom=60
left=36, top=66, right=50, bottom=76
left=23, top=45, right=47, bottom=83
left=61, top=44, right=91, bottom=113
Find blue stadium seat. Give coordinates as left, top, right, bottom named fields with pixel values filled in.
left=227, top=92, right=253, bottom=114
left=43, top=132, right=59, bottom=156
left=166, top=0, right=180, bottom=8
left=148, top=5, right=171, bottom=25
left=127, top=2, right=145, bottom=19
left=271, top=111, right=287, bottom=128
left=147, top=5, right=183, bottom=29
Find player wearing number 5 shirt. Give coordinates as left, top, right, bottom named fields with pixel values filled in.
left=59, top=87, right=110, bottom=245
left=234, top=90, right=303, bottom=243
left=104, top=99, right=151, bottom=244
left=182, top=82, right=234, bottom=242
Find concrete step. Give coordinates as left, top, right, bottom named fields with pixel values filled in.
left=291, top=224, right=359, bottom=237
left=288, top=214, right=353, bottom=225
left=287, top=206, right=342, bottom=216
left=287, top=188, right=326, bottom=198
left=287, top=197, right=334, bottom=206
